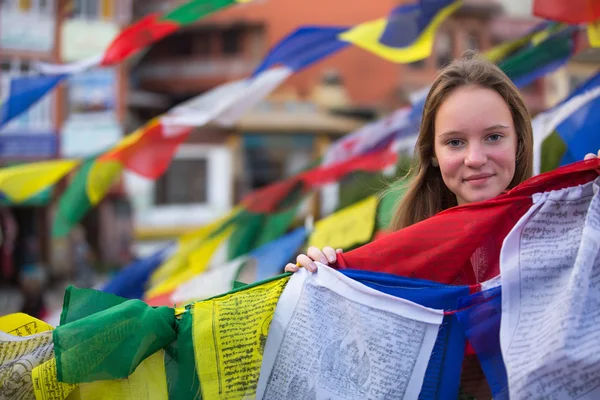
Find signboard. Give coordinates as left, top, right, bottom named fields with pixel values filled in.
left=61, top=19, right=119, bottom=62
left=61, top=68, right=122, bottom=157
left=61, top=112, right=122, bottom=157
left=0, top=133, right=58, bottom=159
left=0, top=10, right=55, bottom=52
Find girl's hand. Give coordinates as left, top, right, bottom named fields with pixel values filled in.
left=584, top=150, right=600, bottom=173
left=284, top=246, right=343, bottom=273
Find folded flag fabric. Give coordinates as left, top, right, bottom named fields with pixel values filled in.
left=54, top=286, right=177, bottom=384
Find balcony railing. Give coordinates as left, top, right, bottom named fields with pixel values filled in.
left=137, top=57, right=257, bottom=82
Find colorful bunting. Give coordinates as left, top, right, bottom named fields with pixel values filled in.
left=52, top=119, right=191, bottom=237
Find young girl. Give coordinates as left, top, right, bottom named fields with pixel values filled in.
left=286, top=52, right=600, bottom=273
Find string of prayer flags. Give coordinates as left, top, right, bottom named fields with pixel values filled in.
left=4, top=1, right=249, bottom=128
left=336, top=159, right=600, bottom=285
left=52, top=118, right=192, bottom=237
left=309, top=195, right=378, bottom=251
left=162, top=26, right=353, bottom=128
left=38, top=0, right=249, bottom=75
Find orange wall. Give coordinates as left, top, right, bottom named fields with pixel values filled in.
left=206, top=0, right=403, bottom=105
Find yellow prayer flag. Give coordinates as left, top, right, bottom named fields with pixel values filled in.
left=77, top=350, right=168, bottom=400
left=149, top=207, right=240, bottom=287
left=0, top=313, right=53, bottom=335
left=339, top=0, right=461, bottom=63
left=193, top=276, right=290, bottom=399
left=309, top=195, right=378, bottom=250
left=0, top=160, right=79, bottom=203
left=32, top=351, right=168, bottom=400
left=32, top=358, right=77, bottom=400
left=146, top=226, right=234, bottom=298
left=86, top=160, right=123, bottom=206
left=588, top=20, right=600, bottom=48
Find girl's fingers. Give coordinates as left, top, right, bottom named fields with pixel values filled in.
left=307, top=246, right=329, bottom=265
left=284, top=263, right=299, bottom=272
left=296, top=254, right=317, bottom=272
left=322, top=246, right=338, bottom=263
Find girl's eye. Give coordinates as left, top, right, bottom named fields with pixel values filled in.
left=448, top=139, right=462, bottom=147
left=487, top=134, right=502, bottom=142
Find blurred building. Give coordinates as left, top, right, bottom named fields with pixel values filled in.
left=125, top=0, right=596, bottom=253
left=0, top=0, right=133, bottom=284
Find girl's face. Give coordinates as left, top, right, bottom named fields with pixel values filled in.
left=433, top=85, right=518, bottom=205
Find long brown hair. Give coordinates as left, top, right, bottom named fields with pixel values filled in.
left=390, top=51, right=533, bottom=231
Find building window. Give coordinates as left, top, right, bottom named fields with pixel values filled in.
left=71, top=0, right=98, bottom=19
left=222, top=28, right=243, bottom=55
left=436, top=31, right=454, bottom=68
left=193, top=31, right=212, bottom=56
left=155, top=158, right=208, bottom=205
left=4, top=0, right=53, bottom=13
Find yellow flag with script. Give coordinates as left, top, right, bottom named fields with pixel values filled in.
left=309, top=195, right=378, bottom=250
left=193, top=276, right=290, bottom=399
left=0, top=313, right=53, bottom=335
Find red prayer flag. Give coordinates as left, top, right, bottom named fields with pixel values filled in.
left=101, top=14, right=180, bottom=66
left=337, top=159, right=600, bottom=285
left=100, top=121, right=192, bottom=179
left=241, top=147, right=398, bottom=213
left=533, top=0, right=600, bottom=24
